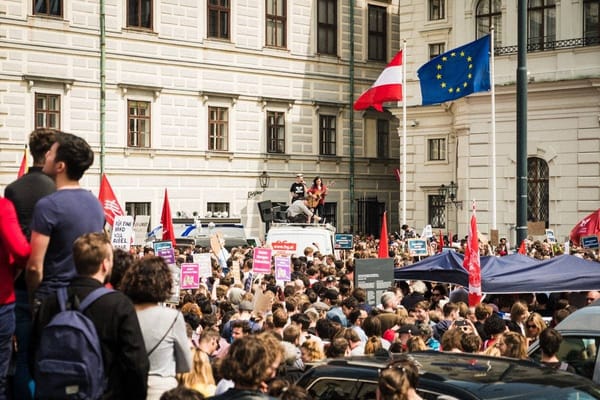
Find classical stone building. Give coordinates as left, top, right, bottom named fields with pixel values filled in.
left=1, top=1, right=598, bottom=244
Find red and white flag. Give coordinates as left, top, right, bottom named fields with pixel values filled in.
left=353, top=51, right=403, bottom=112
left=161, top=189, right=176, bottom=248
left=463, top=202, right=482, bottom=306
left=98, top=174, right=124, bottom=226
left=17, top=146, right=28, bottom=178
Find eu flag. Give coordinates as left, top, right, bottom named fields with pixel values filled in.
left=418, top=35, right=491, bottom=105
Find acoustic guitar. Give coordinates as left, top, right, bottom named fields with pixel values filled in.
left=306, top=181, right=335, bottom=208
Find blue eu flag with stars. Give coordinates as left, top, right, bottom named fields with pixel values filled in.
left=418, top=35, right=491, bottom=105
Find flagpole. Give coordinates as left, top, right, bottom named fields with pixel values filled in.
left=401, top=39, right=407, bottom=227
left=490, top=30, right=497, bottom=230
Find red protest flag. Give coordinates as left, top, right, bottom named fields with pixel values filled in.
left=463, top=202, right=482, bottom=306
left=518, top=240, right=527, bottom=255
left=438, top=230, right=445, bottom=253
left=354, top=51, right=403, bottom=112
left=161, top=189, right=176, bottom=248
left=98, top=174, right=124, bottom=226
left=570, top=209, right=600, bottom=246
left=378, top=211, right=389, bottom=258
left=17, top=146, right=28, bottom=178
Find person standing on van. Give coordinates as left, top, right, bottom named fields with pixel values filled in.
left=289, top=173, right=307, bottom=204
left=307, top=176, right=328, bottom=218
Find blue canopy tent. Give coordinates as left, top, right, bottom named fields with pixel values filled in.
left=394, top=253, right=599, bottom=294
left=483, top=254, right=600, bottom=294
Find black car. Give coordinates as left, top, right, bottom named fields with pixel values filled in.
left=296, top=351, right=600, bottom=400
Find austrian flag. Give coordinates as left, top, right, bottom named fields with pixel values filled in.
left=353, top=51, right=403, bottom=112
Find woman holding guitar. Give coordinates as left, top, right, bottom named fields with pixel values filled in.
left=307, top=176, right=328, bottom=218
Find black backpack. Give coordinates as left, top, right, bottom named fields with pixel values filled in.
left=35, top=286, right=113, bottom=400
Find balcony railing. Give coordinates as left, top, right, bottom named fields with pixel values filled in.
left=495, top=36, right=599, bottom=55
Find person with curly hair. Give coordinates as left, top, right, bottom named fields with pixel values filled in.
left=496, top=331, right=529, bottom=360
left=121, top=256, right=193, bottom=400
left=377, top=356, right=423, bottom=400
left=211, top=334, right=282, bottom=399
left=300, top=339, right=325, bottom=364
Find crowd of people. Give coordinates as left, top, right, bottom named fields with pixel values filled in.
left=1, top=128, right=599, bottom=400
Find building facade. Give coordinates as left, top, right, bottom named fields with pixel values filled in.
left=1, top=0, right=598, bottom=244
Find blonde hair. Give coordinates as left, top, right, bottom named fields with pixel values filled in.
left=501, top=332, right=529, bottom=359
left=364, top=336, right=382, bottom=355
left=179, top=347, right=215, bottom=389
left=300, top=339, right=325, bottom=362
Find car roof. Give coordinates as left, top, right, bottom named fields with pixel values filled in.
left=555, top=299, right=600, bottom=333
left=298, top=351, right=600, bottom=399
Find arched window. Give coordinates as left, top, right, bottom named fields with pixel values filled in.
left=476, top=0, right=502, bottom=48
left=528, top=0, right=556, bottom=51
left=527, top=157, right=549, bottom=227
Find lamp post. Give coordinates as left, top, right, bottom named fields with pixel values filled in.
left=248, top=171, right=270, bottom=199
left=439, top=181, right=462, bottom=209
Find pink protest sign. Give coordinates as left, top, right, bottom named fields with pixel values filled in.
left=253, top=248, right=273, bottom=274
left=180, top=263, right=200, bottom=289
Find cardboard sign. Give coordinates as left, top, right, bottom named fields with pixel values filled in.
left=194, top=253, right=212, bottom=278
left=253, top=248, right=273, bottom=274
left=334, top=234, right=354, bottom=250
left=275, top=256, right=291, bottom=282
left=408, top=239, right=429, bottom=256
left=133, top=215, right=150, bottom=246
left=111, top=216, right=134, bottom=250
left=490, top=229, right=499, bottom=247
left=153, top=241, right=175, bottom=264
left=253, top=289, right=273, bottom=316
left=167, top=264, right=181, bottom=304
left=582, top=235, right=599, bottom=249
left=421, top=225, right=433, bottom=238
left=180, top=263, right=200, bottom=289
left=528, top=221, right=546, bottom=235
left=545, top=229, right=557, bottom=243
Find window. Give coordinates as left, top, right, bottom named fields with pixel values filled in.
left=127, top=100, right=151, bottom=148
left=207, top=202, right=230, bottom=217
left=428, top=138, right=446, bottom=161
left=429, top=194, right=446, bottom=228
left=127, top=0, right=153, bottom=29
left=208, top=0, right=230, bottom=39
left=376, top=119, right=389, bottom=159
left=317, top=0, right=337, bottom=55
left=528, top=0, right=556, bottom=50
left=429, top=0, right=445, bottom=20
left=368, top=5, right=387, bottom=61
left=476, top=0, right=502, bottom=48
left=584, top=0, right=600, bottom=46
left=429, top=43, right=445, bottom=59
left=319, top=115, right=336, bottom=156
left=125, top=202, right=151, bottom=218
left=322, top=202, right=337, bottom=228
left=208, top=106, right=228, bottom=151
left=267, top=111, right=285, bottom=153
left=527, top=157, right=549, bottom=226
left=35, top=93, right=60, bottom=129
left=266, top=0, right=286, bottom=47
left=33, top=0, right=62, bottom=17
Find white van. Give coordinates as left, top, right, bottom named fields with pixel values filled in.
left=265, top=223, right=336, bottom=257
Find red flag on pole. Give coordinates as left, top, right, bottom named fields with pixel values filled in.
left=17, top=146, right=28, bottom=178
left=98, top=174, right=124, bottom=226
left=378, top=211, right=389, bottom=258
left=438, top=230, right=445, bottom=253
left=518, top=240, right=527, bottom=255
left=353, top=51, right=403, bottom=112
left=161, top=189, right=176, bottom=248
left=569, top=209, right=600, bottom=246
left=463, top=202, right=482, bottom=306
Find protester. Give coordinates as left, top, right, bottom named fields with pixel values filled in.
left=121, top=256, right=192, bottom=399
left=538, top=327, right=576, bottom=372
left=0, top=197, right=31, bottom=400
left=26, top=131, right=105, bottom=303
left=31, top=232, right=148, bottom=399
left=497, top=331, right=529, bottom=360
left=377, top=356, right=423, bottom=400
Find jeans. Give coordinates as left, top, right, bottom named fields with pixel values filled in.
left=0, top=302, right=16, bottom=400
left=12, top=290, right=34, bottom=400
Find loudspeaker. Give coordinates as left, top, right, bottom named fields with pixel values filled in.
left=257, top=200, right=273, bottom=223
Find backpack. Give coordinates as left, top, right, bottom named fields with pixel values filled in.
left=35, top=286, right=113, bottom=400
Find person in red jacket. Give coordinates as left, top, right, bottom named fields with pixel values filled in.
left=0, top=197, right=31, bottom=399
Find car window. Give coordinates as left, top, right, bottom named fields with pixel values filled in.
left=556, top=336, right=600, bottom=380
left=306, top=378, right=367, bottom=400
